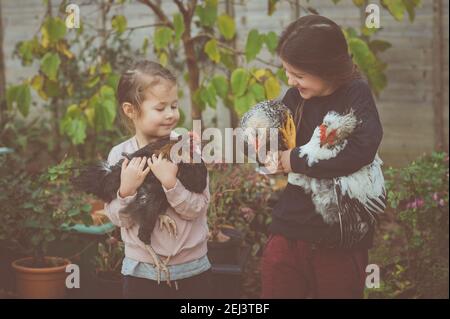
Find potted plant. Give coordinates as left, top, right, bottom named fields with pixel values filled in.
left=91, top=233, right=124, bottom=299
left=0, top=156, right=93, bottom=298
left=206, top=163, right=278, bottom=298
left=206, top=162, right=278, bottom=264
left=206, top=164, right=245, bottom=265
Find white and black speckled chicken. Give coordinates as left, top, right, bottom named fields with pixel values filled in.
left=72, top=133, right=207, bottom=284
left=240, top=100, right=296, bottom=168
left=288, top=110, right=386, bottom=248
left=240, top=100, right=386, bottom=248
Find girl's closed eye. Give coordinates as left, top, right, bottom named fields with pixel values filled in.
left=155, top=103, right=166, bottom=112
left=154, top=102, right=178, bottom=111
left=292, top=71, right=305, bottom=79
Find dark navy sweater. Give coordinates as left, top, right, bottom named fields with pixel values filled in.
left=268, top=78, right=383, bottom=249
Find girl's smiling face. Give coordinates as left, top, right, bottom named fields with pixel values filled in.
left=130, top=80, right=180, bottom=139
left=282, top=59, right=337, bottom=99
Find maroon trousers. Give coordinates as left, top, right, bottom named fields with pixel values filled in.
left=261, top=234, right=368, bottom=299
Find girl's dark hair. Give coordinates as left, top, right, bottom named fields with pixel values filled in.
left=117, top=60, right=177, bottom=132
left=277, top=15, right=360, bottom=86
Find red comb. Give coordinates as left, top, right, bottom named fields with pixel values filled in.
left=319, top=124, right=327, bottom=145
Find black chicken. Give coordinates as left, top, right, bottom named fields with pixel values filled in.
left=72, top=133, right=207, bottom=284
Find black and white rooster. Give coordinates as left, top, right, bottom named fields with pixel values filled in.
left=72, top=133, right=207, bottom=284
left=239, top=100, right=297, bottom=171
left=241, top=100, right=386, bottom=248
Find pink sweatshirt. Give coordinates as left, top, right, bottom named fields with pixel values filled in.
left=104, top=133, right=210, bottom=266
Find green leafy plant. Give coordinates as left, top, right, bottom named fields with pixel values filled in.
left=136, top=0, right=421, bottom=126
left=368, top=152, right=449, bottom=298
left=207, top=163, right=272, bottom=241
left=3, top=0, right=422, bottom=162
left=134, top=0, right=286, bottom=126
left=5, top=0, right=140, bottom=162
left=207, top=163, right=278, bottom=297
left=0, top=155, right=93, bottom=267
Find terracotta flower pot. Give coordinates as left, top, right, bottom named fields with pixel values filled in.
left=11, top=256, right=70, bottom=299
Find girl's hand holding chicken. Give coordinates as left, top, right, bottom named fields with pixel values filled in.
left=261, top=150, right=292, bottom=174
left=118, top=153, right=178, bottom=199
left=147, top=153, right=178, bottom=190
left=280, top=149, right=293, bottom=173
left=119, top=157, right=151, bottom=197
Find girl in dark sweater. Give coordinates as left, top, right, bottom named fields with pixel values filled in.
left=261, top=15, right=383, bottom=299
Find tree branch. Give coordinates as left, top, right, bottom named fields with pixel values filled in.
left=189, top=33, right=281, bottom=68
left=173, top=0, right=188, bottom=16
left=187, top=0, right=198, bottom=21
left=138, top=0, right=173, bottom=28
left=126, top=23, right=167, bottom=32
left=173, top=0, right=197, bottom=28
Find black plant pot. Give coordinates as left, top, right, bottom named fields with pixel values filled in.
left=207, top=227, right=243, bottom=265
left=93, top=271, right=123, bottom=299
left=210, top=245, right=251, bottom=299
